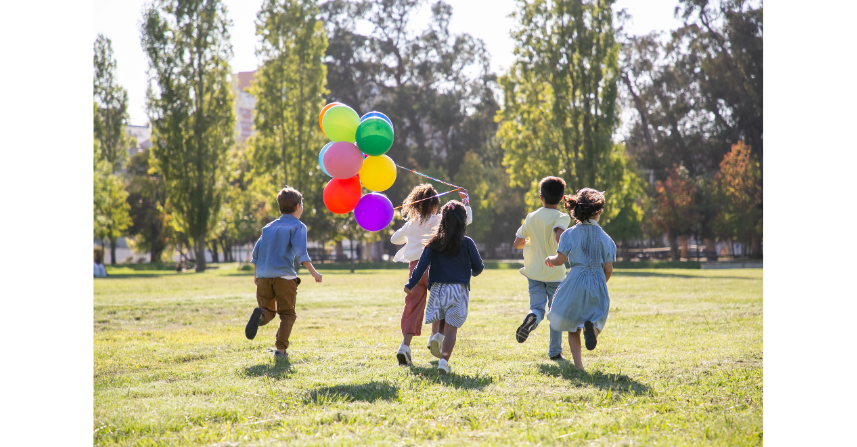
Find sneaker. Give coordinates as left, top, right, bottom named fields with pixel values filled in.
left=396, top=344, right=413, bottom=366
left=274, top=349, right=288, bottom=359
left=516, top=313, right=538, bottom=343
left=245, top=308, right=264, bottom=340
left=429, top=333, right=445, bottom=359
left=437, top=358, right=450, bottom=375
left=583, top=321, right=597, bottom=351
left=549, top=354, right=565, bottom=361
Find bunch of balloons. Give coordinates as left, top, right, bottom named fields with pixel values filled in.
left=318, top=103, right=397, bottom=232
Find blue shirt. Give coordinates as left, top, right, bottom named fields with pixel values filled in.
left=251, top=215, right=312, bottom=278
left=406, top=236, right=484, bottom=290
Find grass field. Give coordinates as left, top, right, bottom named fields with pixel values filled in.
left=94, top=264, right=762, bottom=446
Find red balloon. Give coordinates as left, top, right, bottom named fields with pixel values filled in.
left=323, top=176, right=362, bottom=214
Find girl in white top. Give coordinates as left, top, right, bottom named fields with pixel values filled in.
left=391, top=184, right=471, bottom=366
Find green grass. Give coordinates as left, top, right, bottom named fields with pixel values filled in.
left=94, top=263, right=762, bottom=446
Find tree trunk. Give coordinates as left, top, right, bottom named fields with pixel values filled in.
left=209, top=240, right=219, bottom=263
left=195, top=236, right=207, bottom=272
left=679, top=235, right=688, bottom=260
left=669, top=231, right=679, bottom=261
left=109, top=237, right=118, bottom=265
left=704, top=238, right=716, bottom=261
left=335, top=240, right=345, bottom=262
left=751, top=237, right=762, bottom=259
left=349, top=238, right=355, bottom=273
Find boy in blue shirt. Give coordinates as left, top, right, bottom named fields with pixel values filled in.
left=245, top=187, right=322, bottom=358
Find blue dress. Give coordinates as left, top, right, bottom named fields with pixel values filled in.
left=546, top=220, right=616, bottom=332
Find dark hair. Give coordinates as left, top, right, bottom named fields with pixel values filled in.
left=539, top=176, right=566, bottom=205
left=425, top=200, right=468, bottom=256
left=401, top=183, right=440, bottom=225
left=277, top=187, right=303, bottom=214
left=562, top=188, right=605, bottom=223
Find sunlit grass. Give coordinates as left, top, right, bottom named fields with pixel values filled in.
left=94, top=264, right=762, bottom=446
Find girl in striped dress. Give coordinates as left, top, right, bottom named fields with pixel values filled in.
left=391, top=185, right=471, bottom=366
left=405, top=201, right=484, bottom=374
left=544, top=188, right=616, bottom=371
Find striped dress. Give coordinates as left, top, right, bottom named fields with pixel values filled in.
left=424, top=283, right=470, bottom=328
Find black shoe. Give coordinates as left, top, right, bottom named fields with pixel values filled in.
left=245, top=308, right=263, bottom=340
left=583, top=321, right=597, bottom=351
left=274, top=350, right=288, bottom=359
left=516, top=313, right=538, bottom=343
left=549, top=354, right=565, bottom=361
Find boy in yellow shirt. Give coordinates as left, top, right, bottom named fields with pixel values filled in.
left=513, top=177, right=571, bottom=360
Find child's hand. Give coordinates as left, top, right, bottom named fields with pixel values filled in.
left=254, top=277, right=258, bottom=285
left=404, top=286, right=412, bottom=294
left=458, top=188, right=469, bottom=204
left=544, top=257, right=554, bottom=268
left=311, top=271, right=323, bottom=283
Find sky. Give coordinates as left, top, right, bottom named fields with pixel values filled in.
left=94, top=0, right=684, bottom=126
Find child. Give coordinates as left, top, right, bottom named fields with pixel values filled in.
left=512, top=177, right=571, bottom=360
left=544, top=188, right=616, bottom=371
left=404, top=201, right=483, bottom=374
left=391, top=184, right=471, bottom=366
left=245, top=187, right=323, bottom=358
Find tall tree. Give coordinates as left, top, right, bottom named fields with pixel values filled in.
left=93, top=34, right=131, bottom=174
left=651, top=164, right=697, bottom=261
left=125, top=151, right=171, bottom=263
left=142, top=0, right=235, bottom=272
left=497, top=0, right=642, bottom=235
left=94, top=140, right=132, bottom=265
left=714, top=141, right=761, bottom=258
left=252, top=0, right=329, bottom=192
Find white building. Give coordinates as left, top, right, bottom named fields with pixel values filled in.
left=125, top=124, right=151, bottom=158
left=234, top=71, right=256, bottom=142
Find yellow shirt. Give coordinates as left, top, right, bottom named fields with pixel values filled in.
left=516, top=207, right=571, bottom=282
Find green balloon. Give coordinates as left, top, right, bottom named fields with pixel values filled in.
left=355, top=117, right=394, bottom=156
left=322, top=105, right=360, bottom=142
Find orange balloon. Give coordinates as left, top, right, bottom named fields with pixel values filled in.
left=318, top=102, right=341, bottom=133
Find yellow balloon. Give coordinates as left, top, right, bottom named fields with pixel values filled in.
left=359, top=155, right=397, bottom=192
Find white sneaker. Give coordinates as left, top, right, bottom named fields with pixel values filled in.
left=429, top=333, right=445, bottom=359
left=396, top=344, right=412, bottom=366
left=437, top=358, right=451, bottom=375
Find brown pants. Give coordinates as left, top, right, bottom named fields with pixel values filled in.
left=256, top=277, right=301, bottom=351
left=401, top=260, right=429, bottom=336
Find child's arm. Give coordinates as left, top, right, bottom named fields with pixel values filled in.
left=603, top=262, right=613, bottom=282
left=469, top=239, right=484, bottom=277
left=302, top=261, right=322, bottom=283
left=513, top=220, right=528, bottom=249
left=458, top=189, right=474, bottom=225
left=553, top=227, right=564, bottom=243
left=545, top=252, right=567, bottom=267
left=513, top=236, right=527, bottom=249
left=390, top=221, right=410, bottom=245
left=294, top=225, right=321, bottom=283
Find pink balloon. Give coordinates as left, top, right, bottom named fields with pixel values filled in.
left=323, top=142, right=364, bottom=179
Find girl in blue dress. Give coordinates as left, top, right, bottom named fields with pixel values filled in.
left=544, top=188, right=616, bottom=371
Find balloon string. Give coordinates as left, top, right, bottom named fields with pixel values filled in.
left=393, top=188, right=462, bottom=210
left=395, top=164, right=460, bottom=189
left=394, top=164, right=469, bottom=206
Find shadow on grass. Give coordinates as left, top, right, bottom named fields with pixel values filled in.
left=613, top=271, right=755, bottom=280
left=243, top=358, right=295, bottom=379
left=306, top=381, right=399, bottom=404
left=98, top=273, right=173, bottom=279
left=538, top=363, right=651, bottom=395
left=406, top=363, right=494, bottom=390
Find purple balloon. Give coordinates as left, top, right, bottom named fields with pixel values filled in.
left=354, top=193, right=394, bottom=232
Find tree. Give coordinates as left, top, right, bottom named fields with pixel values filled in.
left=141, top=0, right=235, bottom=272
left=94, top=141, right=132, bottom=265
left=93, top=34, right=131, bottom=174
left=125, top=151, right=171, bottom=263
left=497, top=0, right=643, bottom=239
left=252, top=0, right=328, bottom=192
left=714, top=141, right=761, bottom=258
left=650, top=164, right=697, bottom=261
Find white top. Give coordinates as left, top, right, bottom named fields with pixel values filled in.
left=390, top=206, right=473, bottom=262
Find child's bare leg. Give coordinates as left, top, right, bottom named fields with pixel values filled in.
left=433, top=320, right=446, bottom=336
left=441, top=323, right=458, bottom=361
left=568, top=330, right=584, bottom=370
left=402, top=333, right=414, bottom=346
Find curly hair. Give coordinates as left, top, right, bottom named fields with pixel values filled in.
left=425, top=201, right=468, bottom=256
left=401, top=183, right=440, bottom=225
left=563, top=188, right=606, bottom=223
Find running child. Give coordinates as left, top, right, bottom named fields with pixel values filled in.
left=244, top=187, right=323, bottom=358
left=512, top=176, right=571, bottom=360
left=404, top=201, right=483, bottom=374
left=544, top=188, right=616, bottom=371
left=391, top=184, right=471, bottom=366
